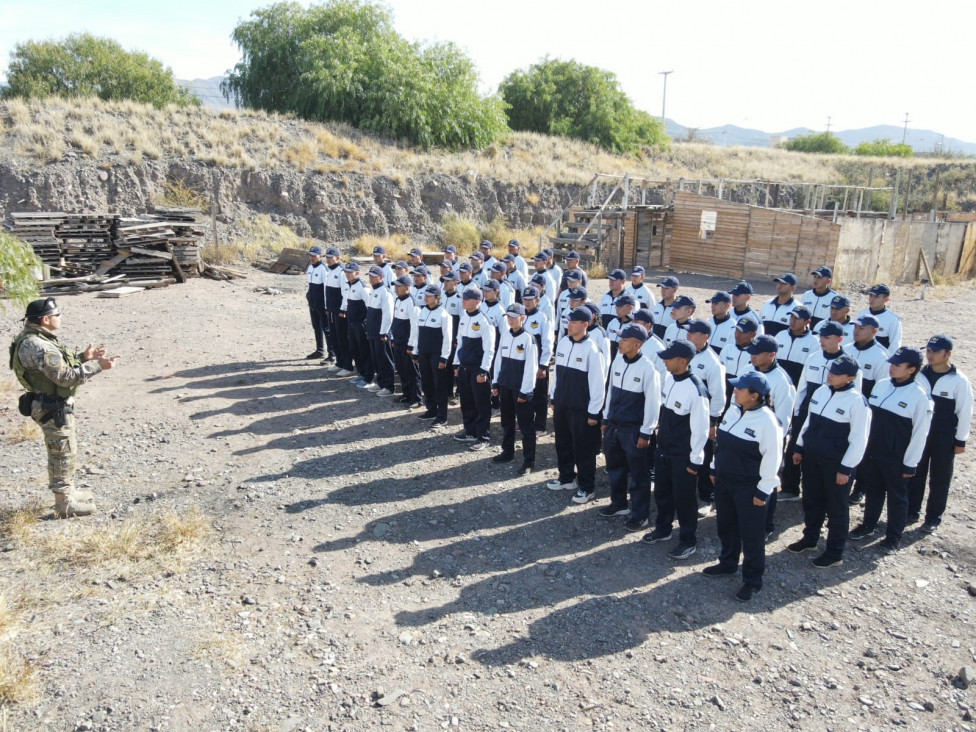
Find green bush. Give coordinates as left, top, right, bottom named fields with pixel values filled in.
left=1, top=34, right=198, bottom=108
left=781, top=132, right=848, bottom=154
left=0, top=233, right=42, bottom=311
left=854, top=139, right=914, bottom=158
left=440, top=214, right=481, bottom=255
left=223, top=1, right=508, bottom=150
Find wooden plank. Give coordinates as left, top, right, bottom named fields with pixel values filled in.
left=94, top=250, right=132, bottom=276
left=129, top=246, right=173, bottom=260
left=96, top=286, right=145, bottom=298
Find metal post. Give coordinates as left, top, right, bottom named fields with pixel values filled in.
left=888, top=170, right=901, bottom=220
left=659, top=70, right=674, bottom=124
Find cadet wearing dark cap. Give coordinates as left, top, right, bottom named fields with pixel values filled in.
left=10, top=298, right=118, bottom=517
left=720, top=319, right=758, bottom=409
left=323, top=247, right=346, bottom=371
left=760, top=273, right=800, bottom=336
left=774, top=306, right=819, bottom=386
left=488, top=261, right=516, bottom=308
left=410, top=284, right=454, bottom=426
left=850, top=347, right=933, bottom=553
left=729, top=282, right=763, bottom=334
left=843, top=315, right=888, bottom=398
left=628, top=266, right=653, bottom=311
left=442, top=244, right=461, bottom=272
left=407, top=246, right=425, bottom=268
left=507, top=239, right=529, bottom=279
left=635, top=309, right=667, bottom=385
left=492, top=303, right=539, bottom=472
left=789, top=354, right=871, bottom=567
left=706, top=291, right=735, bottom=356
left=907, top=335, right=973, bottom=533
left=547, top=309, right=607, bottom=503
left=651, top=275, right=680, bottom=340
left=363, top=265, right=396, bottom=396
left=559, top=251, right=589, bottom=291
left=453, top=287, right=496, bottom=448
left=522, top=286, right=554, bottom=434
left=371, top=245, right=394, bottom=286
left=811, top=294, right=854, bottom=341
left=599, top=323, right=661, bottom=531
left=705, top=371, right=783, bottom=602
left=663, top=295, right=696, bottom=347
left=305, top=246, right=328, bottom=359
left=556, top=271, right=584, bottom=338
left=802, top=267, right=839, bottom=326
left=479, top=240, right=497, bottom=271
left=469, top=251, right=488, bottom=288
left=644, top=339, right=710, bottom=559
left=502, top=254, right=527, bottom=301
left=410, top=265, right=432, bottom=307
left=600, top=270, right=629, bottom=328
left=606, top=293, right=637, bottom=362
left=391, top=275, right=421, bottom=408
left=340, top=262, right=372, bottom=386
left=686, top=319, right=727, bottom=517
left=856, top=283, right=902, bottom=353
left=745, top=334, right=797, bottom=434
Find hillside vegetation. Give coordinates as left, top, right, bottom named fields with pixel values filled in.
left=1, top=97, right=975, bottom=209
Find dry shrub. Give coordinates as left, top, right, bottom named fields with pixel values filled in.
left=352, top=233, right=410, bottom=261
left=5, top=421, right=41, bottom=444
left=440, top=214, right=481, bottom=255
left=525, top=192, right=541, bottom=206
left=479, top=219, right=515, bottom=249
left=206, top=215, right=308, bottom=264
left=0, top=503, right=43, bottom=546
left=317, top=130, right=366, bottom=161
left=587, top=262, right=608, bottom=279
left=68, top=131, right=99, bottom=157
left=282, top=140, right=318, bottom=171
left=0, top=648, right=37, bottom=706
left=155, top=179, right=209, bottom=211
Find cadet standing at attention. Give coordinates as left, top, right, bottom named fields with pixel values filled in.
left=453, top=287, right=496, bottom=450
left=491, top=303, right=539, bottom=474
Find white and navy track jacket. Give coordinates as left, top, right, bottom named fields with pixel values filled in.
left=589, top=326, right=611, bottom=373
left=410, top=283, right=430, bottom=308
left=603, top=352, right=661, bottom=439
left=918, top=365, right=973, bottom=447
left=864, top=377, right=933, bottom=473
left=409, top=304, right=453, bottom=363
left=720, top=341, right=753, bottom=384
left=556, top=289, right=572, bottom=333
left=651, top=298, right=674, bottom=340
left=545, top=264, right=562, bottom=295
left=550, top=334, right=607, bottom=419
left=658, top=371, right=710, bottom=467
left=843, top=340, right=889, bottom=397
left=364, top=282, right=394, bottom=338
left=813, top=317, right=855, bottom=342
left=607, top=315, right=631, bottom=344
left=759, top=295, right=799, bottom=336
left=391, top=294, right=417, bottom=347
left=444, top=288, right=464, bottom=333
left=453, top=308, right=495, bottom=374
left=795, top=383, right=871, bottom=474
left=640, top=334, right=668, bottom=386
left=480, top=298, right=507, bottom=332
left=856, top=307, right=902, bottom=353
left=325, top=262, right=346, bottom=313
left=663, top=319, right=691, bottom=347
left=494, top=279, right=515, bottom=309
left=731, top=307, right=763, bottom=335
left=340, top=278, right=368, bottom=323
left=504, top=270, right=526, bottom=299
left=306, top=261, right=326, bottom=308
left=630, top=283, right=654, bottom=311
left=472, top=269, right=488, bottom=288
left=795, top=350, right=863, bottom=416
left=801, top=287, right=838, bottom=325
left=707, top=315, right=736, bottom=355
left=492, top=328, right=538, bottom=400
left=377, top=261, right=394, bottom=287
left=711, top=404, right=783, bottom=498
left=691, top=345, right=726, bottom=421
left=600, top=291, right=625, bottom=328
left=775, top=328, right=820, bottom=385
left=747, top=364, right=797, bottom=431
left=524, top=306, right=554, bottom=366
left=513, top=254, right=529, bottom=280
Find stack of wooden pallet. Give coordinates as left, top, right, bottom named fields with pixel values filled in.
left=3, top=212, right=65, bottom=266
left=113, top=219, right=179, bottom=279
left=59, top=213, right=119, bottom=275
left=150, top=208, right=205, bottom=277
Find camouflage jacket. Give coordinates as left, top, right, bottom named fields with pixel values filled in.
left=9, top=325, right=101, bottom=397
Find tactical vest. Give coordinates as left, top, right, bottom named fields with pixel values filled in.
left=8, top=328, right=80, bottom=398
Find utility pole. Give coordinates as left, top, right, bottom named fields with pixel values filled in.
left=826, top=116, right=832, bottom=133
left=901, top=113, right=910, bottom=144
left=659, top=70, right=673, bottom=125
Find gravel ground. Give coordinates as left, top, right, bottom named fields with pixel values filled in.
left=1, top=268, right=975, bottom=732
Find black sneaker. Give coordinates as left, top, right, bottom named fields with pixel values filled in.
left=429, top=419, right=447, bottom=429
left=811, top=553, right=843, bottom=568
left=920, top=521, right=938, bottom=534
left=848, top=524, right=877, bottom=541
left=906, top=512, right=920, bottom=525
left=668, top=542, right=697, bottom=560
left=623, top=517, right=648, bottom=532
left=453, top=432, right=477, bottom=443
left=787, top=540, right=818, bottom=554
left=877, top=537, right=899, bottom=555
left=491, top=453, right=514, bottom=464
left=735, top=584, right=760, bottom=602
left=417, top=410, right=438, bottom=420
left=642, top=529, right=673, bottom=544
left=849, top=490, right=865, bottom=505
left=406, top=401, right=422, bottom=409
left=777, top=490, right=801, bottom=502
left=305, top=351, right=325, bottom=359
left=702, top=563, right=737, bottom=577
left=597, top=504, right=630, bottom=518
left=517, top=462, right=534, bottom=476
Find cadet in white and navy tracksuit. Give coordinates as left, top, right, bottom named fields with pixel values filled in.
left=492, top=304, right=539, bottom=470
left=442, top=272, right=464, bottom=400
left=707, top=371, right=783, bottom=600
left=323, top=247, right=347, bottom=368
left=410, top=285, right=453, bottom=424
left=720, top=320, right=758, bottom=409
left=729, top=281, right=764, bottom=335
left=857, top=283, right=902, bottom=353
left=687, top=320, right=727, bottom=507
left=340, top=262, right=371, bottom=383
left=634, top=310, right=666, bottom=385
left=852, top=347, right=934, bottom=552
left=791, top=355, right=871, bottom=563
left=759, top=273, right=800, bottom=336
left=663, top=294, right=696, bottom=347
left=628, top=266, right=654, bottom=311
left=305, top=246, right=328, bottom=358
left=745, top=335, right=797, bottom=433
left=775, top=306, right=819, bottom=386
left=801, top=266, right=838, bottom=327
left=364, top=266, right=395, bottom=392
left=600, top=270, right=630, bottom=328
left=522, top=286, right=554, bottom=433
left=391, top=276, right=421, bottom=405
left=601, top=324, right=661, bottom=529
left=606, top=293, right=638, bottom=362
left=705, top=290, right=735, bottom=356
left=549, top=309, right=608, bottom=502
left=844, top=315, right=889, bottom=398
left=645, top=340, right=710, bottom=557
left=651, top=275, right=680, bottom=340
left=453, top=288, right=496, bottom=445
left=907, top=335, right=973, bottom=530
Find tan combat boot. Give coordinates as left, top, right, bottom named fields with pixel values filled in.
left=54, top=491, right=96, bottom=518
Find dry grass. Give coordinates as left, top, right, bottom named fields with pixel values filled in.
left=5, top=421, right=41, bottom=444
left=206, top=215, right=310, bottom=264
left=352, top=233, right=411, bottom=261
left=0, top=649, right=37, bottom=706
left=587, top=262, right=608, bottom=279
left=0, top=503, right=43, bottom=547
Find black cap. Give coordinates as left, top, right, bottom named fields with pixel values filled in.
left=25, top=298, right=58, bottom=319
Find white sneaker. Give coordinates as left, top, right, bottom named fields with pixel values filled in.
left=376, top=388, right=395, bottom=397
left=697, top=501, right=714, bottom=517
left=363, top=382, right=381, bottom=391
left=326, top=364, right=341, bottom=373
left=546, top=478, right=577, bottom=492
left=335, top=369, right=354, bottom=377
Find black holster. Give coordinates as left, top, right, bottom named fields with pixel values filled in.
left=36, top=396, right=73, bottom=428
left=18, top=392, right=34, bottom=417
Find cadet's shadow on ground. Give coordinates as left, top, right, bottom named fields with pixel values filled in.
left=146, top=359, right=309, bottom=389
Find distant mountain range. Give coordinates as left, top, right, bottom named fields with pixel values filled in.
left=178, top=78, right=976, bottom=157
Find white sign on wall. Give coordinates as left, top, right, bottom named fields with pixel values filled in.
left=699, top=210, right=717, bottom=239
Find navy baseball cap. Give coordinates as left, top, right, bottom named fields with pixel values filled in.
left=462, top=287, right=483, bottom=301
left=543, top=248, right=554, bottom=258
left=569, top=287, right=588, bottom=301
left=522, top=286, right=539, bottom=300
left=790, top=306, right=813, bottom=320
left=730, top=371, right=770, bottom=396
left=567, top=251, right=581, bottom=260
left=811, top=266, right=833, bottom=278
left=308, top=245, right=323, bottom=255
left=565, top=270, right=583, bottom=282
left=458, top=262, right=473, bottom=273
left=490, top=262, right=507, bottom=273
left=830, top=294, right=851, bottom=309
left=372, top=245, right=386, bottom=255
left=735, top=319, right=759, bottom=334
left=442, top=271, right=459, bottom=282
left=615, top=293, right=637, bottom=307
left=706, top=291, right=732, bottom=304
left=533, top=252, right=548, bottom=262
left=774, top=273, right=798, bottom=286
left=746, top=334, right=779, bottom=354
left=505, top=303, right=526, bottom=317
left=567, top=308, right=592, bottom=323
left=394, top=260, right=409, bottom=269
left=583, top=302, right=600, bottom=318
left=730, top=282, right=753, bottom=295
left=367, top=265, right=385, bottom=277
left=508, top=239, right=521, bottom=248
left=325, top=247, right=341, bottom=257
left=828, top=354, right=860, bottom=376
left=502, top=253, right=516, bottom=263
left=529, top=274, right=547, bottom=285
left=631, top=266, right=645, bottom=276
left=818, top=322, right=844, bottom=337
left=408, top=247, right=423, bottom=257
left=854, top=315, right=880, bottom=328
left=658, top=276, right=680, bottom=288
left=470, top=251, right=485, bottom=262
left=439, top=259, right=453, bottom=269
left=658, top=340, right=697, bottom=360
left=868, top=283, right=891, bottom=296
left=393, top=275, right=411, bottom=287
left=672, top=295, right=696, bottom=309
left=443, top=245, right=457, bottom=254
left=412, top=265, right=430, bottom=276
left=425, top=284, right=443, bottom=297
left=686, top=319, right=712, bottom=335
left=633, top=309, right=654, bottom=326
left=619, top=323, right=649, bottom=342
left=344, top=261, right=360, bottom=272
left=609, top=269, right=627, bottom=280
left=480, top=240, right=494, bottom=250
left=482, top=279, right=500, bottom=292
left=926, top=334, right=954, bottom=351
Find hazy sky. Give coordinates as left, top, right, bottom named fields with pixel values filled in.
left=1, top=0, right=973, bottom=141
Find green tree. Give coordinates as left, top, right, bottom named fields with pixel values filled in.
left=0, top=233, right=41, bottom=311
left=1, top=34, right=198, bottom=108
left=854, top=139, right=914, bottom=157
left=780, top=131, right=848, bottom=154
left=223, top=1, right=507, bottom=149
left=498, top=58, right=669, bottom=154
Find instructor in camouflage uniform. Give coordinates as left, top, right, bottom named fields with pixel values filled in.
left=9, top=298, right=117, bottom=517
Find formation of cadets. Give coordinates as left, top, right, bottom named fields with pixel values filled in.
left=305, top=242, right=973, bottom=603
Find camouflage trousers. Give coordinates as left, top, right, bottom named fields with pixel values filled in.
left=31, top=402, right=77, bottom=494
